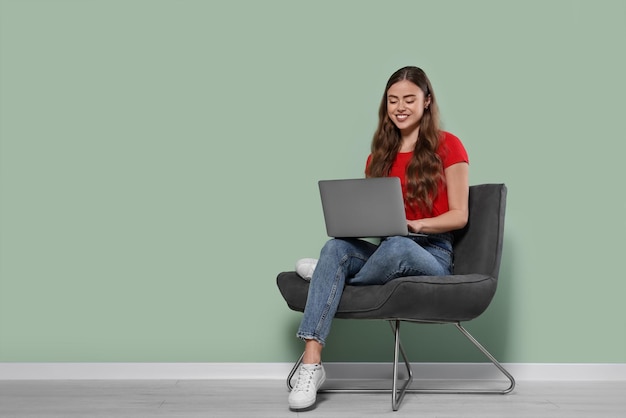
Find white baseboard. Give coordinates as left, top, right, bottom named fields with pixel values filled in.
left=0, top=362, right=625, bottom=381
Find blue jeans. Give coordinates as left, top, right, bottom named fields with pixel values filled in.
left=296, top=234, right=454, bottom=345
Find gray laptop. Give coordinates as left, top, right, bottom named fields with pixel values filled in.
left=318, top=177, right=426, bottom=238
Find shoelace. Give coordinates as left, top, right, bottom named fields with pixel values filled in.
left=292, top=366, right=316, bottom=393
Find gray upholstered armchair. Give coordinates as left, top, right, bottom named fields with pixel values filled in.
left=276, top=183, right=514, bottom=411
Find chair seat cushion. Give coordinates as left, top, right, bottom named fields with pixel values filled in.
left=277, top=271, right=497, bottom=322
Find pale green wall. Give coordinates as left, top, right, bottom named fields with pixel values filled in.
left=1, top=0, right=625, bottom=364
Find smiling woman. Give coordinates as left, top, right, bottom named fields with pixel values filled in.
left=287, top=66, right=470, bottom=411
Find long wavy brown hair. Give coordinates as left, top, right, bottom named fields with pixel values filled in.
left=366, top=66, right=443, bottom=213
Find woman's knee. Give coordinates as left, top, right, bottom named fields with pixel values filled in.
left=320, top=238, right=365, bottom=258
left=320, top=238, right=348, bottom=257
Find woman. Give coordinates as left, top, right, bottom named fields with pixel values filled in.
left=288, top=66, right=469, bottom=410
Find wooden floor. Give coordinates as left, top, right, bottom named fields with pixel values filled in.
left=1, top=380, right=625, bottom=417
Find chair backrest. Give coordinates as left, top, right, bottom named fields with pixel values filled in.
left=452, top=184, right=507, bottom=279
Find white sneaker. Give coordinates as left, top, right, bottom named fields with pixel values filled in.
left=288, top=363, right=326, bottom=410
left=295, top=258, right=318, bottom=281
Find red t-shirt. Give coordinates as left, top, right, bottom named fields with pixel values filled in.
left=366, top=131, right=469, bottom=220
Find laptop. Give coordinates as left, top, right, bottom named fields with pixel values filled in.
left=318, top=177, right=426, bottom=238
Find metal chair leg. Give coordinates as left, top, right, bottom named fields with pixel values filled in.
left=452, top=322, right=516, bottom=394
left=390, top=320, right=413, bottom=411
left=284, top=321, right=515, bottom=411
left=401, top=322, right=515, bottom=394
